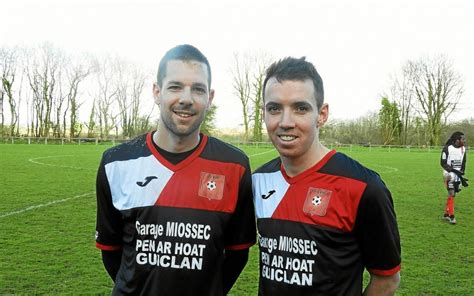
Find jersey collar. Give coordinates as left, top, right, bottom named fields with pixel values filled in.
left=146, top=132, right=208, bottom=171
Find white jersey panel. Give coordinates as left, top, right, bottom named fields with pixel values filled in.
left=447, top=145, right=465, bottom=171
left=252, top=171, right=289, bottom=219
left=105, top=155, right=174, bottom=210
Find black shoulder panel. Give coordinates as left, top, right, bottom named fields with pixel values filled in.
left=254, top=157, right=281, bottom=174
left=200, top=137, right=249, bottom=167
left=319, top=152, right=382, bottom=184
left=102, top=133, right=151, bottom=165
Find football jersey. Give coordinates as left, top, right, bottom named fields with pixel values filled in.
left=253, top=150, right=401, bottom=295
left=441, top=145, right=467, bottom=179
left=96, top=132, right=256, bottom=295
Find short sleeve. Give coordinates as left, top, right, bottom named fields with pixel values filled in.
left=223, top=159, right=256, bottom=250
left=353, top=177, right=401, bottom=276
left=95, top=157, right=123, bottom=251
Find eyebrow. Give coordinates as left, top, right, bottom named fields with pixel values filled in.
left=166, top=81, right=208, bottom=89
left=265, top=100, right=313, bottom=108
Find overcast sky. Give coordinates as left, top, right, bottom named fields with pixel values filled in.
left=1, top=0, right=473, bottom=129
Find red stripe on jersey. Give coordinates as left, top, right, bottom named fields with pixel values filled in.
left=96, top=242, right=122, bottom=251
left=271, top=172, right=367, bottom=232
left=155, top=157, right=245, bottom=213
left=368, top=264, right=401, bottom=276
left=225, top=242, right=255, bottom=250
left=281, top=150, right=337, bottom=184
left=146, top=132, right=209, bottom=171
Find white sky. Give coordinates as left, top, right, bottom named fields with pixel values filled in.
left=1, top=0, right=473, bottom=129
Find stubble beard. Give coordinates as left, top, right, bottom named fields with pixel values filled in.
left=161, top=110, right=206, bottom=138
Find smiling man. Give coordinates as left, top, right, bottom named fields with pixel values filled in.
left=95, top=45, right=256, bottom=295
left=252, top=57, right=401, bottom=295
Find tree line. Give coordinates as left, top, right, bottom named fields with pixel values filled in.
left=0, top=43, right=159, bottom=140
left=231, top=53, right=470, bottom=146
left=1, top=44, right=470, bottom=145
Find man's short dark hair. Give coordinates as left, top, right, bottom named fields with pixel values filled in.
left=157, top=44, right=212, bottom=89
left=263, top=56, right=324, bottom=110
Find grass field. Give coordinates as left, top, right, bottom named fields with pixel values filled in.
left=1, top=142, right=473, bottom=295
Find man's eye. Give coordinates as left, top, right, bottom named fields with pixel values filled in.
left=168, top=85, right=181, bottom=91
left=266, top=106, right=280, bottom=113
left=194, top=88, right=206, bottom=94
left=296, top=106, right=309, bottom=112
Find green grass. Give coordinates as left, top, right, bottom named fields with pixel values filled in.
left=0, top=143, right=473, bottom=294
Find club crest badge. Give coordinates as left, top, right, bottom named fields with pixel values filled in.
left=303, top=187, right=332, bottom=217
left=198, top=172, right=225, bottom=200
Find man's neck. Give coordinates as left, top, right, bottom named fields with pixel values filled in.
left=154, top=128, right=201, bottom=153
left=281, top=143, right=331, bottom=177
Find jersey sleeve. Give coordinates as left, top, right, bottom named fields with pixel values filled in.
left=440, top=146, right=450, bottom=171
left=461, top=148, right=467, bottom=173
left=223, top=159, right=256, bottom=250
left=353, top=177, right=401, bottom=276
left=95, top=157, right=123, bottom=251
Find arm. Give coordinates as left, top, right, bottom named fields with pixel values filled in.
left=461, top=149, right=466, bottom=173
left=222, top=249, right=249, bottom=295
left=363, top=272, right=400, bottom=296
left=222, top=158, right=256, bottom=294
left=96, top=157, right=123, bottom=278
left=101, top=250, right=122, bottom=281
left=440, top=146, right=452, bottom=171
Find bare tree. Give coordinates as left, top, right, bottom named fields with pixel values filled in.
left=389, top=63, right=416, bottom=145
left=231, top=53, right=252, bottom=141
left=407, top=55, right=464, bottom=146
left=84, top=101, right=97, bottom=138
left=0, top=46, right=20, bottom=136
left=250, top=53, right=271, bottom=142
left=65, top=55, right=91, bottom=138
left=25, top=43, right=62, bottom=137
left=93, top=55, right=119, bottom=139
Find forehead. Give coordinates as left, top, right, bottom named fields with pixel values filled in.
left=264, top=77, right=316, bottom=104
left=163, top=60, right=209, bottom=85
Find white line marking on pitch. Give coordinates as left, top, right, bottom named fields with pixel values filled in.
left=0, top=192, right=94, bottom=219
left=28, top=155, right=96, bottom=171
left=365, top=163, right=399, bottom=173
left=248, top=149, right=276, bottom=157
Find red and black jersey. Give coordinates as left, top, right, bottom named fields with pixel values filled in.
left=252, top=150, right=401, bottom=296
left=96, top=132, right=256, bottom=295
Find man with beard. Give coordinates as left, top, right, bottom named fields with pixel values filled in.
left=95, top=45, right=256, bottom=295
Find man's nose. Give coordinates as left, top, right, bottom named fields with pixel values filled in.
left=179, top=88, right=193, bottom=105
left=278, top=110, right=295, bottom=129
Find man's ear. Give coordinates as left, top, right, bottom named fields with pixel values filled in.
left=317, top=103, right=329, bottom=128
left=153, top=83, right=161, bottom=105
left=207, top=89, right=215, bottom=109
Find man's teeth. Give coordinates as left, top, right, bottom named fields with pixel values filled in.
left=279, top=135, right=296, bottom=141
left=175, top=112, right=192, bottom=118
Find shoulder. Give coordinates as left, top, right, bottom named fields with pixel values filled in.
left=101, top=133, right=150, bottom=165
left=323, top=152, right=390, bottom=200
left=200, top=136, right=250, bottom=167
left=253, top=157, right=281, bottom=174
left=321, top=152, right=381, bottom=183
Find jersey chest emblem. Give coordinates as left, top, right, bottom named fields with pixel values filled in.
left=303, top=187, right=332, bottom=217
left=198, top=172, right=225, bottom=200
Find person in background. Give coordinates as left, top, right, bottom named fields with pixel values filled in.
left=252, top=56, right=401, bottom=295
left=95, top=44, right=256, bottom=295
left=441, top=131, right=468, bottom=225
